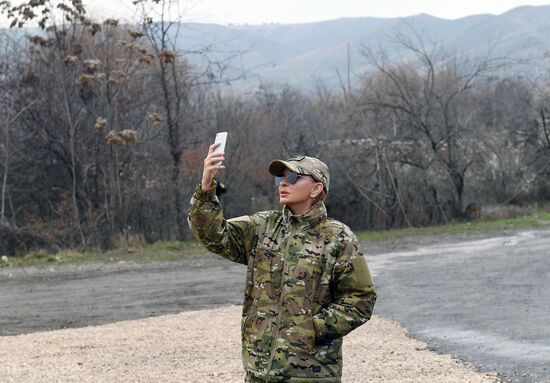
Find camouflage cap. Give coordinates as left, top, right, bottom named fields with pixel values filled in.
left=268, top=155, right=330, bottom=192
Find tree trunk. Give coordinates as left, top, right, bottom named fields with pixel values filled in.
left=449, top=168, right=465, bottom=217
left=63, top=86, right=86, bottom=247
left=1, top=119, right=8, bottom=226
left=171, top=153, right=185, bottom=239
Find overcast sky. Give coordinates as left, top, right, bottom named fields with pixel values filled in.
left=81, top=0, right=550, bottom=24
left=1, top=1, right=549, bottom=26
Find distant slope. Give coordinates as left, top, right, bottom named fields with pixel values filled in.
left=4, top=5, right=550, bottom=89
left=170, top=5, right=550, bottom=89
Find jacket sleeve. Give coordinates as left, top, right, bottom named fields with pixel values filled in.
left=313, top=235, right=377, bottom=342
left=187, top=182, right=256, bottom=265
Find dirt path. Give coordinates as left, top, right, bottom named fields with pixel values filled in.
left=0, top=305, right=499, bottom=383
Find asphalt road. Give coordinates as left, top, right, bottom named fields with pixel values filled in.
left=369, top=230, right=550, bottom=383
left=1, top=229, right=549, bottom=382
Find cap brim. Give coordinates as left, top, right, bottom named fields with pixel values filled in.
left=268, top=160, right=300, bottom=176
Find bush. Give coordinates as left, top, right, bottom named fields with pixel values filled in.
left=0, top=225, right=56, bottom=257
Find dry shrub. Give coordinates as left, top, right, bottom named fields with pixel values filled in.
left=22, top=7, right=35, bottom=19
left=106, top=130, right=125, bottom=147
left=108, top=70, right=131, bottom=85
left=28, top=35, right=54, bottom=47
left=147, top=112, right=164, bottom=126
left=64, top=55, right=78, bottom=66
left=0, top=225, right=54, bottom=257
left=76, top=74, right=94, bottom=86
left=75, top=73, right=105, bottom=86
left=83, top=59, right=102, bottom=73
left=119, top=129, right=138, bottom=144
left=89, top=22, right=101, bottom=35
left=128, top=29, right=144, bottom=39
left=159, top=50, right=176, bottom=64
left=103, top=18, right=119, bottom=27
left=123, top=42, right=155, bottom=65
left=106, top=130, right=138, bottom=147
left=95, top=117, right=107, bottom=132
left=139, top=53, right=155, bottom=65
left=463, top=203, right=481, bottom=221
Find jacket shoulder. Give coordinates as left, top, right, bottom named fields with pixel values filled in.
left=321, top=217, right=357, bottom=244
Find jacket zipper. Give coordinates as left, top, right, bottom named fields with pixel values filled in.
left=264, top=223, right=292, bottom=381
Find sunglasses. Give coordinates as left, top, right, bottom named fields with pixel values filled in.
left=274, top=172, right=312, bottom=186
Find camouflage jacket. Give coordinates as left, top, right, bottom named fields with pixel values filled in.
left=188, top=183, right=377, bottom=383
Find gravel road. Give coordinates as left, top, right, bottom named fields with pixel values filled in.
left=0, top=306, right=498, bottom=383
left=1, top=228, right=549, bottom=382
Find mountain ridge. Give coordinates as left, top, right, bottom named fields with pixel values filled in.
left=3, top=5, right=550, bottom=89
left=168, top=5, right=550, bottom=88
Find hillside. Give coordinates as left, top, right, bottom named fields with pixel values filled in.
left=2, top=5, right=550, bottom=88
left=170, top=5, right=550, bottom=89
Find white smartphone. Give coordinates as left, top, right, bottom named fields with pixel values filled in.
left=213, top=132, right=227, bottom=166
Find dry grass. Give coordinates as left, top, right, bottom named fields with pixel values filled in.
left=480, top=204, right=535, bottom=221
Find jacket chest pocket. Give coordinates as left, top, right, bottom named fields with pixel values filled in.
left=252, top=245, right=283, bottom=302
left=286, top=253, right=326, bottom=307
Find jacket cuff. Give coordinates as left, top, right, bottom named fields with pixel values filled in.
left=193, top=181, right=217, bottom=201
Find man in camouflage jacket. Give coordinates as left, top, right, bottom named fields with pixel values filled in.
left=188, top=154, right=376, bottom=383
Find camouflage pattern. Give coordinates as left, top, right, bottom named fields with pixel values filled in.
left=188, top=183, right=376, bottom=383
left=269, top=156, right=330, bottom=192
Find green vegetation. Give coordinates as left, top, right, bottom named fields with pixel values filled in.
left=356, top=211, right=550, bottom=242
left=0, top=241, right=209, bottom=268
left=2, top=210, right=549, bottom=268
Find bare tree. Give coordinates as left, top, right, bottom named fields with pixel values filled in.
left=360, top=30, right=505, bottom=218
left=522, top=80, right=550, bottom=193
left=1, top=1, right=152, bottom=247
left=0, top=95, right=37, bottom=226
left=133, top=0, right=233, bottom=239
left=2, top=0, right=90, bottom=246
left=473, top=78, right=535, bottom=204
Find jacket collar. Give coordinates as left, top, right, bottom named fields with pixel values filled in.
left=282, top=201, right=327, bottom=229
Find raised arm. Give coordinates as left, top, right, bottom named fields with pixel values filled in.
left=187, top=142, right=255, bottom=265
